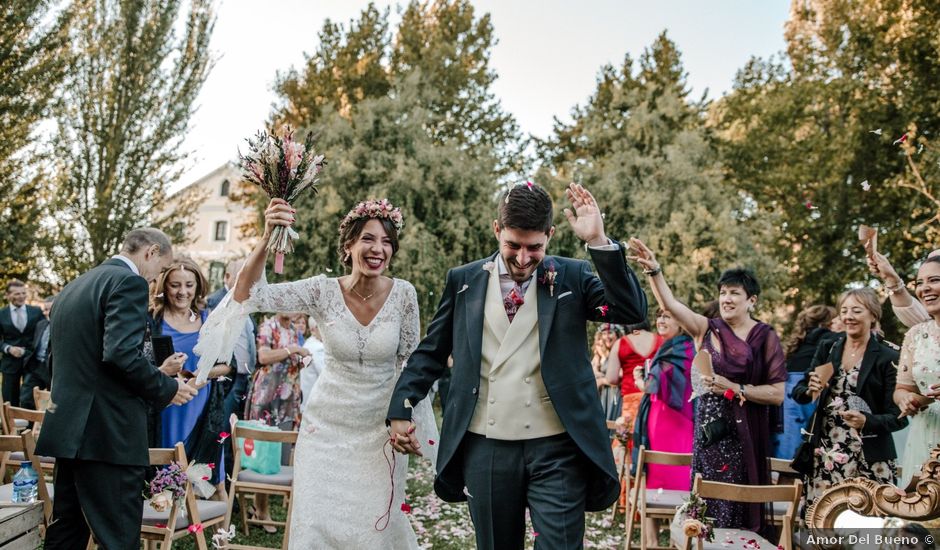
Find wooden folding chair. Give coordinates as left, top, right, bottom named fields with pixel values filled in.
left=0, top=401, right=29, bottom=435
left=626, top=445, right=693, bottom=550
left=0, top=431, right=54, bottom=527
left=85, top=443, right=227, bottom=550
left=768, top=457, right=802, bottom=528
left=606, top=420, right=633, bottom=523
left=2, top=403, right=54, bottom=478
left=224, top=414, right=298, bottom=550
left=33, top=388, right=52, bottom=412
left=676, top=473, right=802, bottom=550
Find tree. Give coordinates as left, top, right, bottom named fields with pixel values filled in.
left=538, top=33, right=783, bottom=314
left=47, top=0, right=216, bottom=282
left=715, top=0, right=940, bottom=317
left=0, top=0, right=73, bottom=284
left=273, top=76, right=500, bottom=327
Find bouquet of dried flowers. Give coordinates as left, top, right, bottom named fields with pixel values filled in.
left=146, top=462, right=188, bottom=512
left=676, top=493, right=715, bottom=542
left=238, top=126, right=325, bottom=273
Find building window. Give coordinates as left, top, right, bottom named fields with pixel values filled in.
left=213, top=220, right=228, bottom=242
left=220, top=179, right=230, bottom=197
left=208, top=261, right=225, bottom=291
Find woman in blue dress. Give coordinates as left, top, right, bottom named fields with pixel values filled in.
left=149, top=256, right=232, bottom=488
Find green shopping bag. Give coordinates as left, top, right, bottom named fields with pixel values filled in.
left=236, top=420, right=282, bottom=475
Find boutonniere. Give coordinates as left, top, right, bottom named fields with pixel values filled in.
left=539, top=261, right=557, bottom=296
left=482, top=261, right=495, bottom=273
left=596, top=305, right=609, bottom=317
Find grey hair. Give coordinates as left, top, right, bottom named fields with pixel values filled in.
left=120, top=228, right=172, bottom=256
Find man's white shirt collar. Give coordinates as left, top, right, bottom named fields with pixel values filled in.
left=111, top=254, right=140, bottom=276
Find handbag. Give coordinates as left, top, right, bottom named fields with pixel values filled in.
left=790, top=407, right=819, bottom=476
left=700, top=417, right=733, bottom=448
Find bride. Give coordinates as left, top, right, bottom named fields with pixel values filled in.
left=196, top=197, right=436, bottom=548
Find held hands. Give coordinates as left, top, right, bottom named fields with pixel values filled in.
left=898, top=391, right=931, bottom=418
left=806, top=372, right=824, bottom=395
left=263, top=198, right=295, bottom=241
left=7, top=346, right=25, bottom=358
left=626, top=238, right=661, bottom=274
left=840, top=410, right=867, bottom=430
left=171, top=377, right=199, bottom=405
left=563, top=183, right=607, bottom=247
left=388, top=419, right=423, bottom=456
left=159, top=352, right=187, bottom=377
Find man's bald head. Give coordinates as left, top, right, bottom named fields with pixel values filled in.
left=223, top=259, right=245, bottom=288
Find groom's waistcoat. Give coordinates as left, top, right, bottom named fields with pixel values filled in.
left=467, top=265, right=565, bottom=440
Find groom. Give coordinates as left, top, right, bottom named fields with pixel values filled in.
left=388, top=182, right=648, bottom=549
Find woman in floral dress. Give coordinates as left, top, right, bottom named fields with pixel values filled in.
left=895, top=256, right=940, bottom=488
left=793, top=287, right=904, bottom=506
left=246, top=312, right=308, bottom=429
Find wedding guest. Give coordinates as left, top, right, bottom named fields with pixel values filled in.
left=793, top=288, right=905, bottom=506
left=894, top=256, right=940, bottom=488
left=772, top=305, right=836, bottom=459
left=20, top=295, right=56, bottom=409
left=37, top=228, right=197, bottom=549
left=632, top=309, right=695, bottom=489
left=629, top=239, right=786, bottom=537
left=300, top=315, right=325, bottom=406
left=593, top=325, right=620, bottom=424
left=606, top=320, right=662, bottom=425
left=0, top=280, right=43, bottom=406
left=867, top=249, right=940, bottom=328
left=149, top=257, right=231, bottom=488
left=245, top=311, right=308, bottom=531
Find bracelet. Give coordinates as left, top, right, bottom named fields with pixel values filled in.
left=885, top=280, right=905, bottom=295
left=643, top=267, right=662, bottom=276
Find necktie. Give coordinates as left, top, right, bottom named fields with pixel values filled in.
left=13, top=307, right=25, bottom=332
left=503, top=284, right=525, bottom=323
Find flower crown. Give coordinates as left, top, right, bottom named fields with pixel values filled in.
left=338, top=198, right=404, bottom=234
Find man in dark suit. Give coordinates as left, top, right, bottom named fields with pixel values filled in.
left=0, top=279, right=44, bottom=406
left=388, top=183, right=648, bottom=549
left=37, top=228, right=199, bottom=550
left=20, top=295, right=55, bottom=410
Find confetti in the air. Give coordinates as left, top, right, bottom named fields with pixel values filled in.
left=869, top=129, right=882, bottom=135
left=860, top=180, right=871, bottom=191
left=894, top=133, right=908, bottom=145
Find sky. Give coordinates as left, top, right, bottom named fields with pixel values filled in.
left=174, top=0, right=791, bottom=192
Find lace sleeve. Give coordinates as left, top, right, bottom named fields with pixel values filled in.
left=193, top=272, right=325, bottom=384
left=396, top=281, right=420, bottom=372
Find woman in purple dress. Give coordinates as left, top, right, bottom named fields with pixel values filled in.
left=629, top=239, right=786, bottom=537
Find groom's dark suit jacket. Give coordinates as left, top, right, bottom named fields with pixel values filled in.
left=36, top=258, right=179, bottom=466
left=388, top=244, right=647, bottom=511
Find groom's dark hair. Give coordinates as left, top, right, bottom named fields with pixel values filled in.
left=497, top=183, right=553, bottom=235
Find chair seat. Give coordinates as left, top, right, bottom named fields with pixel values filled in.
left=771, top=500, right=788, bottom=516
left=0, top=482, right=54, bottom=501
left=236, top=465, right=294, bottom=486
left=630, top=487, right=688, bottom=509
left=9, top=451, right=55, bottom=464
left=13, top=419, right=28, bottom=429
left=671, top=527, right=777, bottom=550
left=142, top=499, right=228, bottom=529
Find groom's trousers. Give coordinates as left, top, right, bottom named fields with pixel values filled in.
left=462, top=432, right=589, bottom=550
left=44, top=458, right=146, bottom=550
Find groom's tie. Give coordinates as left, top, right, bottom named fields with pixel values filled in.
left=503, top=284, right=525, bottom=323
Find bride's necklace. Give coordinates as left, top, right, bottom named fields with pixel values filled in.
left=350, top=285, right=376, bottom=301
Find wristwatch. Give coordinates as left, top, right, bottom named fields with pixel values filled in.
left=739, top=383, right=746, bottom=398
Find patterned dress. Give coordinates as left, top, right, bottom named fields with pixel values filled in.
left=245, top=318, right=304, bottom=429
left=805, top=361, right=896, bottom=505
left=897, top=320, right=940, bottom=488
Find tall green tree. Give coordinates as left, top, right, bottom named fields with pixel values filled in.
left=0, top=1, right=73, bottom=284
left=47, top=0, right=216, bottom=283
left=538, top=33, right=782, bottom=314
left=715, top=0, right=940, bottom=315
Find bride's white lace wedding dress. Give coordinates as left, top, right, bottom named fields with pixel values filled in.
left=196, top=274, right=437, bottom=549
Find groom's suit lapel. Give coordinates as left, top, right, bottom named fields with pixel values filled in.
left=464, top=253, right=497, bottom=370
left=536, top=257, right=565, bottom=359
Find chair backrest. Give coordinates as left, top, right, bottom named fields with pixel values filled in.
left=228, top=414, right=298, bottom=483
left=688, top=473, right=802, bottom=548
left=3, top=403, right=45, bottom=433
left=33, top=388, right=52, bottom=413
left=769, top=457, right=800, bottom=485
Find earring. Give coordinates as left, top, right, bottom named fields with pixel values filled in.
left=343, top=250, right=350, bottom=262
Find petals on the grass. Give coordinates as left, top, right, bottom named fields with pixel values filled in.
left=401, top=502, right=412, bottom=513
left=188, top=523, right=204, bottom=534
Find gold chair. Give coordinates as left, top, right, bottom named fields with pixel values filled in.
left=676, top=473, right=802, bottom=550
left=224, top=414, right=298, bottom=550
left=626, top=445, right=693, bottom=549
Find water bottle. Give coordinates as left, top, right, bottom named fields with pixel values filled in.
left=12, top=464, right=39, bottom=503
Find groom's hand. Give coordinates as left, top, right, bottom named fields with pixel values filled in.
left=389, top=419, right=423, bottom=456
left=563, top=182, right=608, bottom=247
